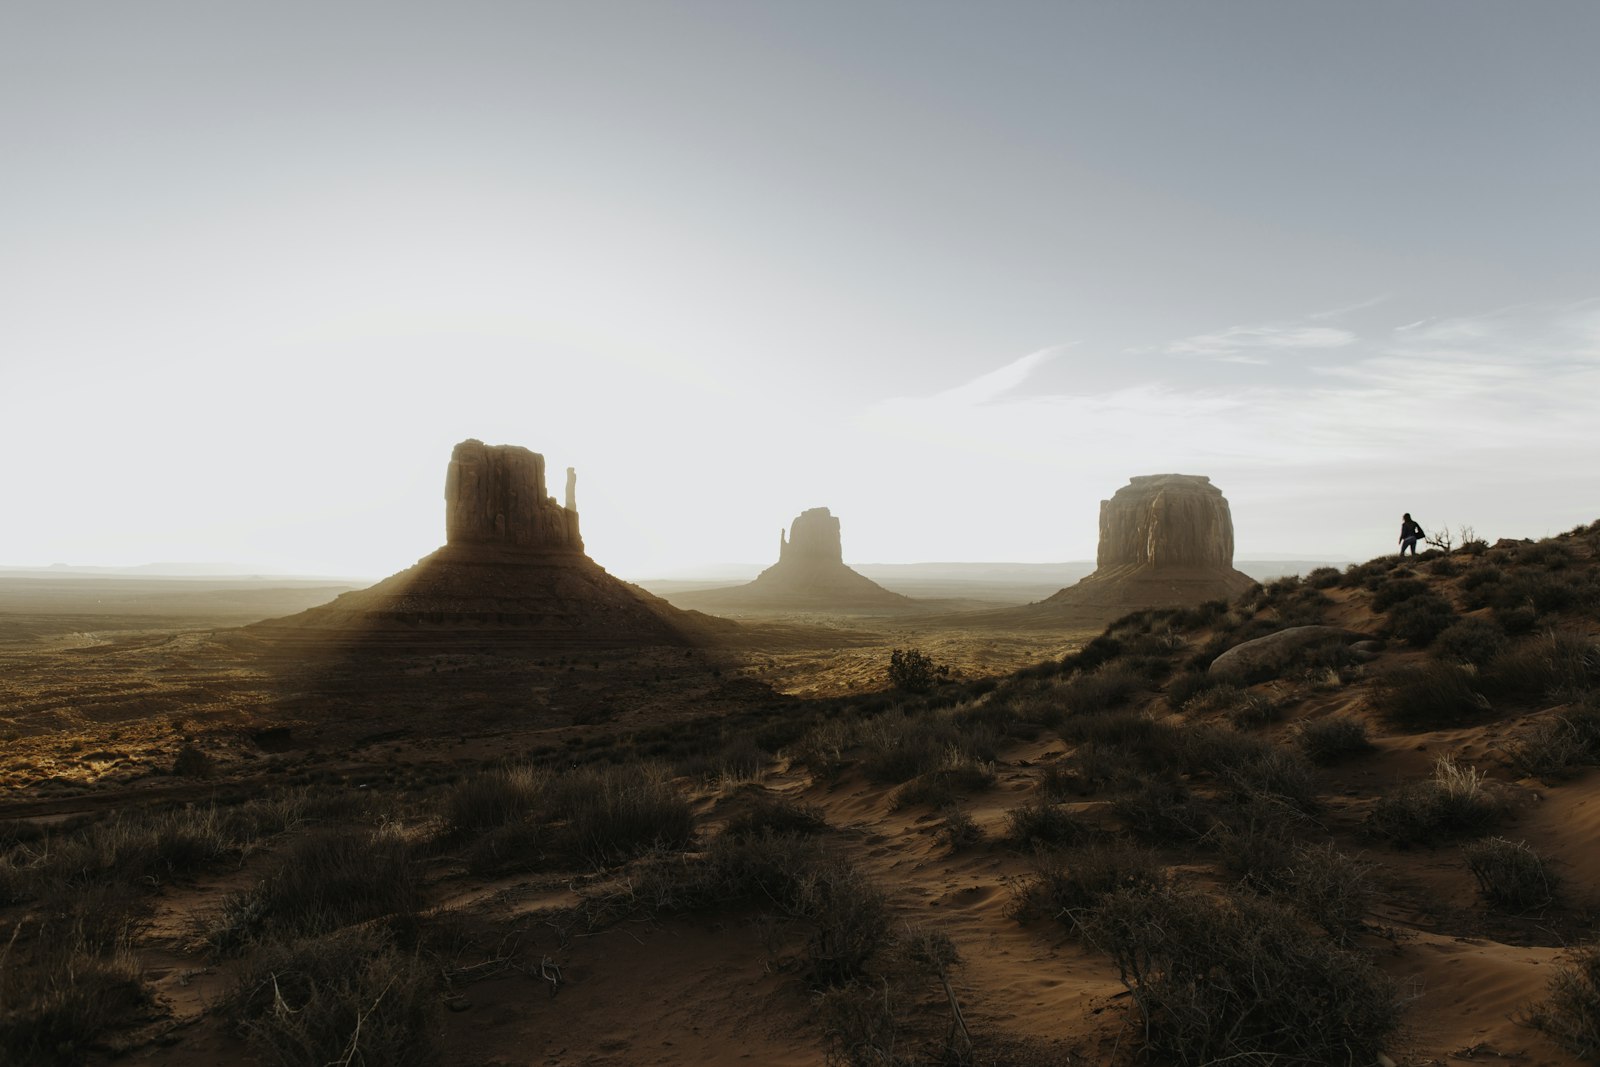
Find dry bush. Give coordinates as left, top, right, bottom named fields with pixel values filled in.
left=443, top=764, right=547, bottom=836
left=171, top=742, right=215, bottom=778
left=1005, top=800, right=1090, bottom=849
left=1503, top=709, right=1600, bottom=782
left=1295, top=716, right=1375, bottom=765
left=1165, top=669, right=1230, bottom=709
left=1480, top=630, right=1600, bottom=704
left=1523, top=942, right=1600, bottom=1059
left=1084, top=885, right=1400, bottom=1066
left=1305, top=566, right=1342, bottom=589
left=1275, top=842, right=1378, bottom=945
left=546, top=763, right=695, bottom=866
left=1226, top=692, right=1282, bottom=729
left=1386, top=592, right=1457, bottom=647
left=722, top=793, right=829, bottom=840
left=1375, top=662, right=1491, bottom=730
left=1463, top=837, right=1560, bottom=911
left=230, top=926, right=440, bottom=1067
left=891, top=754, right=995, bottom=810
left=206, top=828, right=420, bottom=954
left=1368, top=756, right=1509, bottom=846
left=1433, top=616, right=1509, bottom=666
left=1372, top=576, right=1431, bottom=611
left=1060, top=663, right=1147, bottom=715
left=1112, top=779, right=1213, bottom=843
left=937, top=805, right=985, bottom=848
left=1010, top=841, right=1167, bottom=928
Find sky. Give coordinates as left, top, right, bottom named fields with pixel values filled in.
left=3, top=1, right=1598, bottom=579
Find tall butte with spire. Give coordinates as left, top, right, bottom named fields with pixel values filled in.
left=674, top=506, right=913, bottom=612
left=252, top=439, right=730, bottom=649
left=985, top=473, right=1256, bottom=628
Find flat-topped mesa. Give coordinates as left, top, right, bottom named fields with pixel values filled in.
left=1096, top=473, right=1236, bottom=570
left=444, top=439, right=582, bottom=552
left=779, top=507, right=844, bottom=566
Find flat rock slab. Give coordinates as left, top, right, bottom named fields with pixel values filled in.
left=1208, top=625, right=1374, bottom=678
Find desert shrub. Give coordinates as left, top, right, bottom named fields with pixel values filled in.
left=1524, top=942, right=1600, bottom=1059
left=1518, top=540, right=1574, bottom=569
left=1295, top=716, right=1375, bottom=765
left=856, top=712, right=961, bottom=784
left=1214, top=742, right=1320, bottom=812
left=1433, top=616, right=1508, bottom=666
left=1060, top=663, right=1146, bottom=714
left=1305, top=566, right=1341, bottom=589
left=1084, top=886, right=1400, bottom=1066
left=1368, top=756, right=1508, bottom=846
left=1177, top=680, right=1245, bottom=715
left=1372, top=576, right=1430, bottom=610
left=1492, top=571, right=1580, bottom=616
left=1430, top=556, right=1461, bottom=577
left=1112, top=779, right=1212, bottom=842
left=1460, top=565, right=1503, bottom=594
left=1011, top=842, right=1166, bottom=927
left=1463, top=837, right=1560, bottom=911
left=936, top=805, right=985, bottom=847
left=887, top=647, right=946, bottom=694
left=463, top=818, right=546, bottom=875
left=1208, top=795, right=1315, bottom=887
left=1480, top=630, right=1600, bottom=704
left=1275, top=842, right=1377, bottom=945
left=1504, top=711, right=1600, bottom=782
left=0, top=920, right=147, bottom=1066
left=677, top=734, right=768, bottom=782
left=1374, top=662, right=1490, bottom=730
left=230, top=927, right=440, bottom=1067
left=1165, top=669, right=1229, bottom=709
left=1494, top=603, right=1541, bottom=635
left=171, top=743, right=214, bottom=778
left=1036, top=761, right=1078, bottom=801
left=443, top=764, right=546, bottom=835
left=1227, top=692, right=1282, bottom=729
left=788, top=718, right=855, bottom=779
left=1386, top=592, right=1457, bottom=647
left=1005, top=800, right=1090, bottom=849
left=891, top=755, right=995, bottom=810
left=1061, top=634, right=1125, bottom=675
left=722, top=794, right=828, bottom=840
left=206, top=829, right=420, bottom=953
left=547, top=763, right=695, bottom=865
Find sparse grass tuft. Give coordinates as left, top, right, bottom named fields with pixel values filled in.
left=1295, top=716, right=1375, bottom=765
left=1084, top=885, right=1400, bottom=1065
left=230, top=926, right=440, bottom=1067
left=1524, top=942, right=1600, bottom=1059
left=1368, top=756, right=1508, bottom=846
left=1463, top=837, right=1560, bottom=911
left=1375, top=662, right=1491, bottom=730
left=1005, top=800, right=1090, bottom=849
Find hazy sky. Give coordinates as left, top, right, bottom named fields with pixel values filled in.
left=4, top=2, right=1598, bottom=578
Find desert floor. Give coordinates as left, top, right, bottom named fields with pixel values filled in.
left=3, top=541, right=1598, bottom=1065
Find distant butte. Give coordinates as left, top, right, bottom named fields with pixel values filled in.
left=250, top=439, right=734, bottom=650
left=674, top=507, right=914, bottom=612
left=974, top=474, right=1257, bottom=629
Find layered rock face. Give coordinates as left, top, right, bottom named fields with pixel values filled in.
left=1096, top=475, right=1235, bottom=570
left=445, top=439, right=582, bottom=551
left=983, top=474, right=1255, bottom=630
left=674, top=507, right=913, bottom=613
left=252, top=440, right=730, bottom=650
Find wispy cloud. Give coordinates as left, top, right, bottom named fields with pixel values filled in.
left=1162, top=323, right=1356, bottom=361
left=906, top=344, right=1066, bottom=407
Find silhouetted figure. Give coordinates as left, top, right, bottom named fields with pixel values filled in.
left=1398, top=513, right=1424, bottom=556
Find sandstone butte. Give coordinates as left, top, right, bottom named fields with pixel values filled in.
left=250, top=439, right=733, bottom=650
left=675, top=506, right=914, bottom=612
left=976, top=473, right=1258, bottom=629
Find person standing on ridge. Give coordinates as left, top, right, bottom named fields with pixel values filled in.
left=1398, top=513, right=1424, bottom=556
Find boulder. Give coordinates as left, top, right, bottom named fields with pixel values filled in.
left=1208, top=625, right=1375, bottom=679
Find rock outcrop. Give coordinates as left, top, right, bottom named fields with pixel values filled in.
left=671, top=507, right=914, bottom=613
left=251, top=440, right=732, bottom=650
left=973, top=474, right=1257, bottom=630
left=445, top=439, right=582, bottom=551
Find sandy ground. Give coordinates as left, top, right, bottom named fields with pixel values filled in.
left=3, top=548, right=1599, bottom=1065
